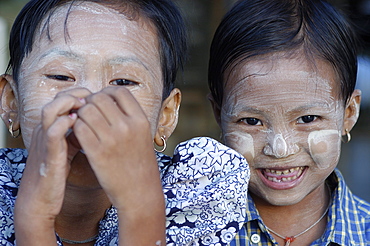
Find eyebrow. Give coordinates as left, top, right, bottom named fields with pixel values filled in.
left=287, top=102, right=333, bottom=113
left=39, top=49, right=150, bottom=70
left=39, top=48, right=84, bottom=62
left=231, top=102, right=333, bottom=116
left=108, top=56, right=150, bottom=71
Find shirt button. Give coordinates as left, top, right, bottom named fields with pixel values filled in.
left=250, top=234, right=261, bottom=244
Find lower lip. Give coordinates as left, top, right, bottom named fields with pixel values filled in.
left=257, top=167, right=307, bottom=190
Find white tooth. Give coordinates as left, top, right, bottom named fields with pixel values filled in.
left=273, top=177, right=280, bottom=182
left=283, top=170, right=290, bottom=174
left=268, top=177, right=274, bottom=181
left=292, top=175, right=297, bottom=180
left=287, top=177, right=292, bottom=181
left=282, top=177, right=288, bottom=182
left=276, top=171, right=282, bottom=175
left=271, top=169, right=276, bottom=174
left=266, top=169, right=271, bottom=172
left=289, top=168, right=295, bottom=173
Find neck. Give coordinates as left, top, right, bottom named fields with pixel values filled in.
left=253, top=183, right=331, bottom=245
left=55, top=184, right=111, bottom=245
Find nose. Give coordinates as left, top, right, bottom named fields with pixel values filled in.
left=77, top=73, right=105, bottom=93
left=263, top=133, right=299, bottom=158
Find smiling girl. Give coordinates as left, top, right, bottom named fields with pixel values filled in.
left=0, top=1, right=249, bottom=245
left=208, top=0, right=370, bottom=245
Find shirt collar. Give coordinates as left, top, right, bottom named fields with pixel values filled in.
left=244, top=169, right=357, bottom=245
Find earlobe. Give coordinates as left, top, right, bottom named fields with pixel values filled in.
left=342, top=89, right=361, bottom=135
left=0, top=74, right=20, bottom=133
left=154, top=88, right=181, bottom=146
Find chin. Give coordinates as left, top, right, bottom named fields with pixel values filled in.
left=251, top=187, right=306, bottom=207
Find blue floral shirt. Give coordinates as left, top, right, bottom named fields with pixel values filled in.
left=0, top=137, right=250, bottom=246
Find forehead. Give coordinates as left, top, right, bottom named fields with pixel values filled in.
left=223, top=56, right=340, bottom=106
left=20, top=2, right=161, bottom=76
left=33, top=2, right=158, bottom=51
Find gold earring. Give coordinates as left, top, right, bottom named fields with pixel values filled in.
left=154, top=136, right=167, bottom=153
left=341, top=129, right=351, bottom=143
left=8, top=119, right=20, bottom=138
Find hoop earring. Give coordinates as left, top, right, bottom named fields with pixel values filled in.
left=8, top=119, right=20, bottom=138
left=341, top=129, right=351, bottom=143
left=154, top=136, right=167, bottom=153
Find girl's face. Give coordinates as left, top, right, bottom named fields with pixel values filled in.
left=15, top=2, right=164, bottom=149
left=217, top=56, right=360, bottom=206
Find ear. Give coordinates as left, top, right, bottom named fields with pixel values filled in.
left=208, top=93, right=222, bottom=128
left=0, top=74, right=19, bottom=132
left=342, top=89, right=361, bottom=135
left=154, top=88, right=181, bottom=146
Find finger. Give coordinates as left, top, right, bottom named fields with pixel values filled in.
left=54, top=87, right=92, bottom=99
left=72, top=117, right=101, bottom=154
left=74, top=101, right=111, bottom=141
left=37, top=115, right=78, bottom=167
left=41, top=94, right=85, bottom=131
left=82, top=91, right=124, bottom=126
left=96, top=87, right=147, bottom=118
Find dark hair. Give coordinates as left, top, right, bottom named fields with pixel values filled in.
left=208, top=0, right=358, bottom=107
left=7, top=0, right=187, bottom=99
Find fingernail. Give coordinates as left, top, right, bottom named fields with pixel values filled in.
left=78, top=97, right=86, bottom=104
left=68, top=112, right=77, bottom=119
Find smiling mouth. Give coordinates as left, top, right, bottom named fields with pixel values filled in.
left=262, top=167, right=305, bottom=183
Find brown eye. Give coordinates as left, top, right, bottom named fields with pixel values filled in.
left=239, top=118, right=262, bottom=126
left=298, top=115, right=318, bottom=124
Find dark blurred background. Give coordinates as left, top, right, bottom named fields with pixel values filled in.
left=0, top=0, right=369, bottom=201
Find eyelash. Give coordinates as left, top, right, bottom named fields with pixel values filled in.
left=46, top=75, right=74, bottom=82
left=109, top=79, right=138, bottom=86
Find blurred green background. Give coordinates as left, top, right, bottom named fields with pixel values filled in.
left=1, top=0, right=369, bottom=201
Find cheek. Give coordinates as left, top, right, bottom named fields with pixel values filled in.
left=223, top=131, right=255, bottom=164
left=308, top=130, right=341, bottom=169
left=17, top=74, right=67, bottom=148
left=130, top=89, right=162, bottom=136
left=19, top=93, right=54, bottom=149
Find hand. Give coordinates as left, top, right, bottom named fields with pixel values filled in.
left=73, top=87, right=160, bottom=208
left=73, top=87, right=165, bottom=245
left=14, top=88, right=90, bottom=244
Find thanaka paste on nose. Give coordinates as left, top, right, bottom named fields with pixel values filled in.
left=263, top=133, right=300, bottom=158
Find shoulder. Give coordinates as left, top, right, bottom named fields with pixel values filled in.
left=332, top=169, right=370, bottom=218
left=0, top=148, right=27, bottom=185
left=0, top=148, right=27, bottom=245
left=164, top=136, right=249, bottom=181
left=163, top=137, right=250, bottom=246
left=330, top=169, right=370, bottom=243
left=95, top=206, right=119, bottom=245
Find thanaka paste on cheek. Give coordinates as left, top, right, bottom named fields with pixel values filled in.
left=308, top=129, right=341, bottom=169
left=223, top=131, right=255, bottom=163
